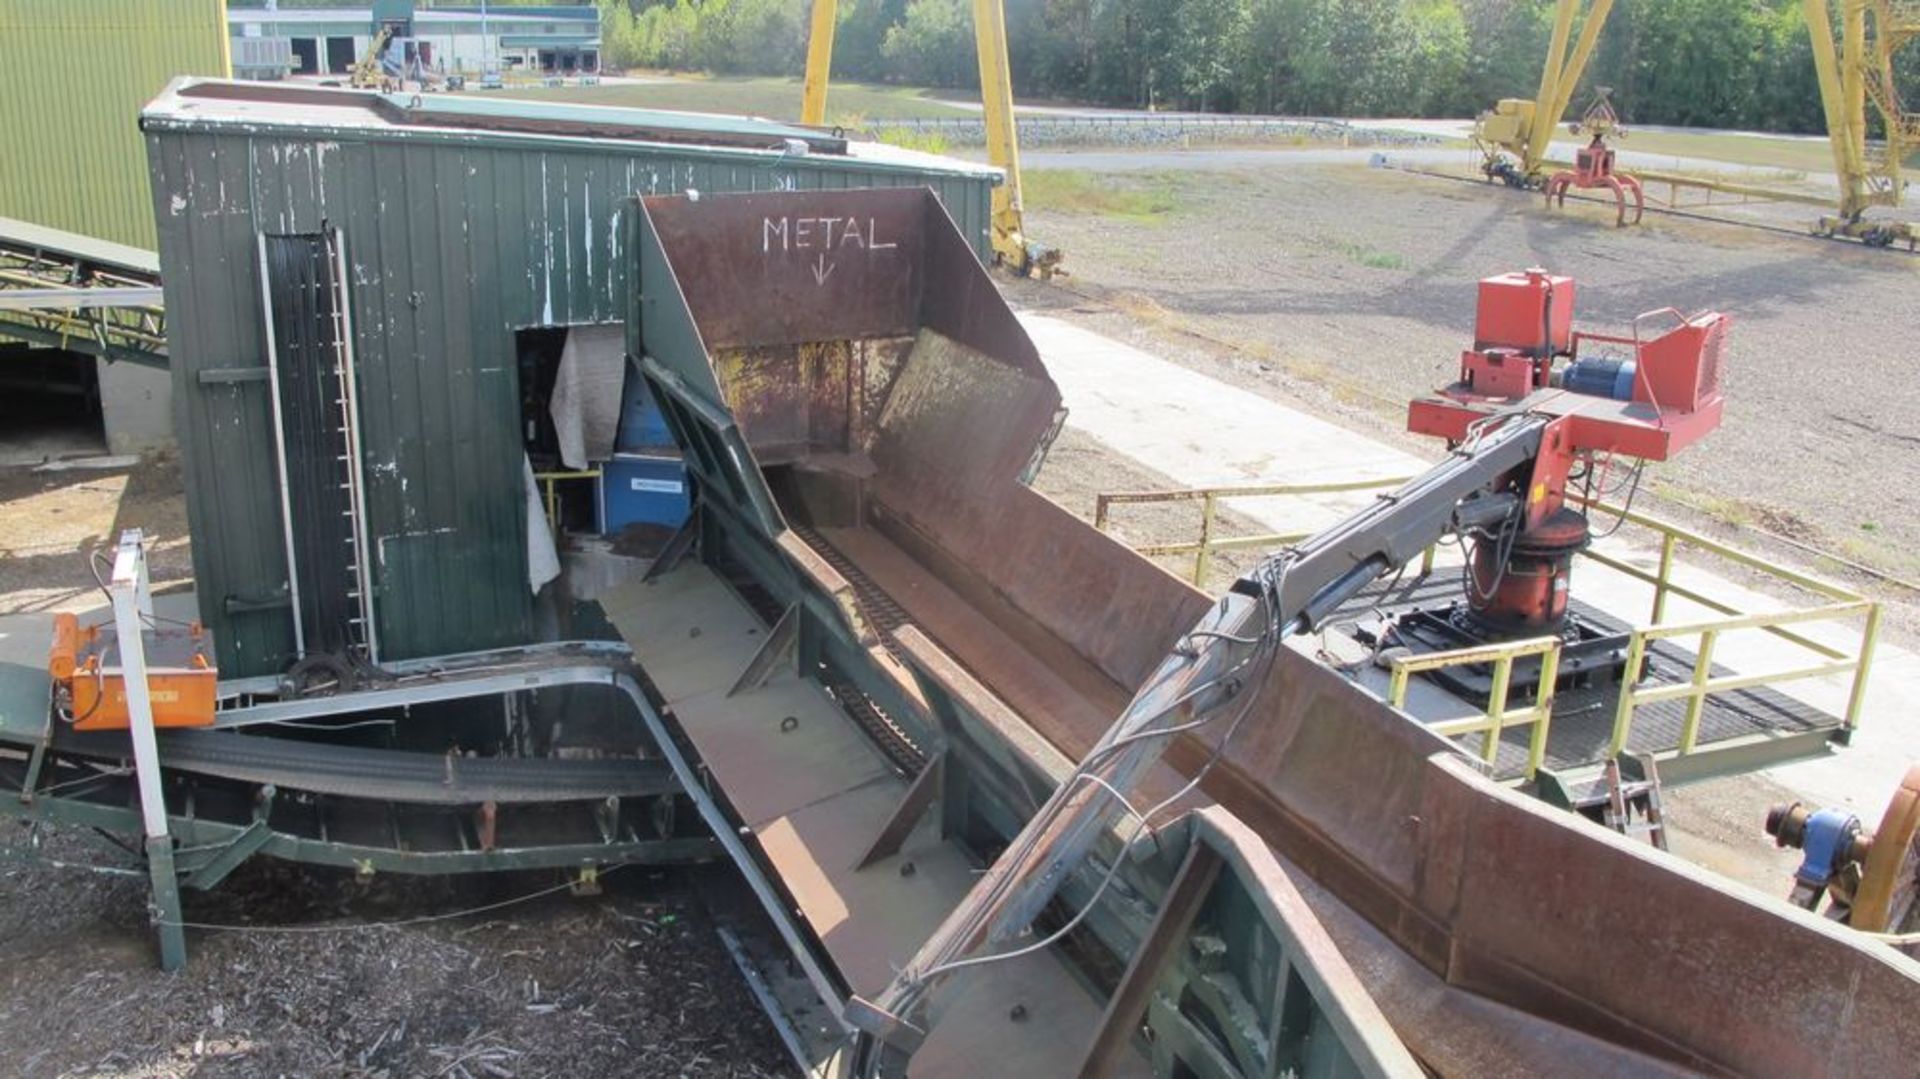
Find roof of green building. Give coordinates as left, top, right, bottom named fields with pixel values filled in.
left=141, top=78, right=1002, bottom=182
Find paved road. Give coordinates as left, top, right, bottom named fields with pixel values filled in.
left=994, top=144, right=1839, bottom=196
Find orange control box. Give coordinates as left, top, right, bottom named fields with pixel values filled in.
left=49, top=612, right=217, bottom=731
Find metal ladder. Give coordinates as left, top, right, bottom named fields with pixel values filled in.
left=1602, top=753, right=1669, bottom=850
left=322, top=234, right=378, bottom=662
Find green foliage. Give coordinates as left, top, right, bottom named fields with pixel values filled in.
left=599, top=0, right=808, bottom=75
left=870, top=126, right=953, bottom=153
left=594, top=0, right=1880, bottom=135
left=881, top=0, right=978, bottom=87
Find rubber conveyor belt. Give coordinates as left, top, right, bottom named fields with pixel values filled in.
left=49, top=727, right=678, bottom=805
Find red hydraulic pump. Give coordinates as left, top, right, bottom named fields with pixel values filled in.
left=1408, top=268, right=1727, bottom=637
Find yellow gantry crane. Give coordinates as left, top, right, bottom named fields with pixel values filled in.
left=1805, top=0, right=1919, bottom=246
left=1474, top=0, right=1916, bottom=248
left=801, top=0, right=1056, bottom=276
left=1472, top=0, right=1617, bottom=191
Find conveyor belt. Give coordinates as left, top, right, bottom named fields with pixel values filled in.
left=789, top=523, right=929, bottom=773
left=50, top=727, right=676, bottom=805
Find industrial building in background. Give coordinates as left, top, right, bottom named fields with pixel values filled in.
left=0, top=0, right=228, bottom=456
left=228, top=3, right=602, bottom=80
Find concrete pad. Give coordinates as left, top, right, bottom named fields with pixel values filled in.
left=1019, top=310, right=1920, bottom=816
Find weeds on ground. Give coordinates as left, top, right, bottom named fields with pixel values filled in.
left=1652, top=480, right=1757, bottom=528
left=1325, top=239, right=1407, bottom=270
left=870, top=127, right=951, bottom=155
left=1024, top=169, right=1179, bottom=222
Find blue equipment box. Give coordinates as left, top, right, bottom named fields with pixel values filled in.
left=598, top=452, right=691, bottom=532
left=615, top=361, right=676, bottom=451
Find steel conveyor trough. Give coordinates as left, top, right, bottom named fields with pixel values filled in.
left=614, top=186, right=1920, bottom=1077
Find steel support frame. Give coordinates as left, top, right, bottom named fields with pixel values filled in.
left=105, top=529, right=188, bottom=970
left=0, top=782, right=717, bottom=877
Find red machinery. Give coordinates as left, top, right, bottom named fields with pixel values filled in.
left=1403, top=268, right=1726, bottom=660
left=1545, top=92, right=1646, bottom=227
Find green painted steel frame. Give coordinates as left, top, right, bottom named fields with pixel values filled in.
left=0, top=782, right=718, bottom=878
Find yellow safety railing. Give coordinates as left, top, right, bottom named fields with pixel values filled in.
left=1571, top=493, right=1882, bottom=747
left=1387, top=636, right=1562, bottom=779
left=534, top=468, right=600, bottom=538
left=1094, top=479, right=1883, bottom=768
left=1094, top=476, right=1421, bottom=586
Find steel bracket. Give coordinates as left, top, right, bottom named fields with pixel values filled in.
left=728, top=602, right=799, bottom=697
left=855, top=751, right=947, bottom=871
left=178, top=818, right=274, bottom=891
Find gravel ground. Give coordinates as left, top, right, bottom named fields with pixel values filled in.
left=1010, top=163, right=1920, bottom=608
left=0, top=823, right=791, bottom=1079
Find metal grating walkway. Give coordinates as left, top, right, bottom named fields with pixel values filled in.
left=1330, top=573, right=1845, bottom=780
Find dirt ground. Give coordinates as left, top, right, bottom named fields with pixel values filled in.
left=0, top=452, right=192, bottom=616
left=1009, top=161, right=1920, bottom=608
left=0, top=823, right=790, bottom=1079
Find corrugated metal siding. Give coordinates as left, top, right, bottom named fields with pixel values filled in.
left=0, top=1, right=228, bottom=250
left=148, top=120, right=993, bottom=677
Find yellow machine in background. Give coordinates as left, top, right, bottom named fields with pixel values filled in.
left=350, top=1, right=416, bottom=91
left=1472, top=0, right=1617, bottom=190
left=1474, top=0, right=1915, bottom=248
left=349, top=24, right=397, bottom=90
left=800, top=0, right=1056, bottom=276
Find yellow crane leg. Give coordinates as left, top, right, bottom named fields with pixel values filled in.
left=1530, top=0, right=1578, bottom=164
left=1843, top=0, right=1867, bottom=180
left=800, top=0, right=837, bottom=127
left=1805, top=0, right=1865, bottom=219
left=796, top=0, right=1051, bottom=273
left=971, top=0, right=1040, bottom=273
left=1525, top=0, right=1616, bottom=176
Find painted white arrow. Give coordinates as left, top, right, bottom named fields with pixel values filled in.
left=811, top=251, right=836, bottom=286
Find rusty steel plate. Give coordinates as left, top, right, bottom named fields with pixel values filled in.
left=641, top=189, right=929, bottom=351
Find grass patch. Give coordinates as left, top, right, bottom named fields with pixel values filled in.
left=489, top=74, right=970, bottom=123
left=869, top=127, right=951, bottom=155
left=1023, top=169, right=1180, bottom=222
left=1651, top=480, right=1757, bottom=528
left=1326, top=239, right=1406, bottom=270
left=1615, top=127, right=1920, bottom=175
left=1835, top=532, right=1920, bottom=580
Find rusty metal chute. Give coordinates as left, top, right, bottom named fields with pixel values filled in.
left=614, top=185, right=1920, bottom=1077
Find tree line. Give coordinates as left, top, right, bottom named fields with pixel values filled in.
left=596, top=0, right=1920, bottom=135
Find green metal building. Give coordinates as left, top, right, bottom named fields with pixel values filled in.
left=0, top=0, right=230, bottom=251
left=142, top=78, right=1000, bottom=679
